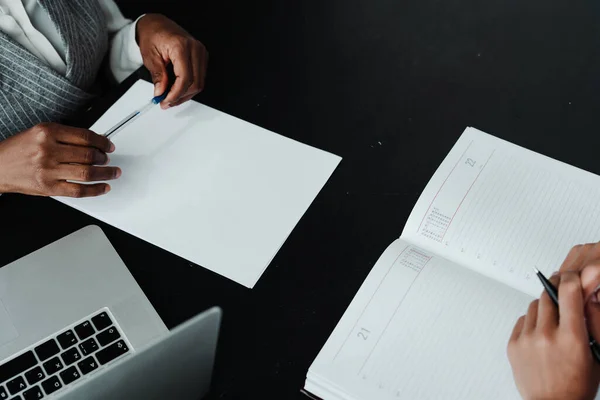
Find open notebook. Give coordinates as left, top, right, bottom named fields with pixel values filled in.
left=304, top=127, right=600, bottom=399
left=55, top=80, right=341, bottom=288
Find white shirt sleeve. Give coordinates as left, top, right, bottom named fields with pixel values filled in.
left=98, top=1, right=144, bottom=83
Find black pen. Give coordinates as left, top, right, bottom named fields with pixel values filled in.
left=533, top=267, right=600, bottom=362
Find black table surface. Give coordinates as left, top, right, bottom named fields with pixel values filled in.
left=2, top=0, right=600, bottom=398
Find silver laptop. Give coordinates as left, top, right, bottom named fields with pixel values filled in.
left=0, top=225, right=221, bottom=399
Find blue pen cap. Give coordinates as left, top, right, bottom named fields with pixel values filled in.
left=151, top=92, right=168, bottom=104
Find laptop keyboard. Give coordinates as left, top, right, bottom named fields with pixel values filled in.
left=0, top=309, right=131, bottom=399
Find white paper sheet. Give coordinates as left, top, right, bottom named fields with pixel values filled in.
left=55, top=80, right=341, bottom=288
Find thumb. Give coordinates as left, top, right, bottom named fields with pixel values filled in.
left=580, top=265, right=600, bottom=339
left=144, top=54, right=169, bottom=97
left=581, top=264, right=600, bottom=300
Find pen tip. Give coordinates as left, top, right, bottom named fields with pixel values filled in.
left=533, top=266, right=540, bottom=274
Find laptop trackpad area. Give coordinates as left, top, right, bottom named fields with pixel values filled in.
left=0, top=298, right=18, bottom=348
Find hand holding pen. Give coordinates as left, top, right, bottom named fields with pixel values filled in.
left=507, top=244, right=600, bottom=400
left=533, top=267, right=600, bottom=362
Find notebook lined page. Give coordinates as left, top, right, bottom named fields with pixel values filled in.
left=401, top=128, right=600, bottom=297
left=306, top=239, right=529, bottom=400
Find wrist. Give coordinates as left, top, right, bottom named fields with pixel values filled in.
left=132, top=14, right=146, bottom=46
left=135, top=13, right=163, bottom=45
left=135, top=15, right=145, bottom=44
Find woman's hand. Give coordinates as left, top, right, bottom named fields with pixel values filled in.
left=0, top=123, right=120, bottom=197
left=508, top=243, right=600, bottom=400
left=559, top=244, right=600, bottom=346
left=136, top=14, right=208, bottom=108
left=508, top=271, right=600, bottom=400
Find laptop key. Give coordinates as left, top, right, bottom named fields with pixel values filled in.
left=60, top=348, right=81, bottom=366
left=11, top=395, right=22, bottom=400
left=91, top=312, right=112, bottom=331
left=78, top=338, right=98, bottom=356
left=96, top=327, right=120, bottom=347
left=0, top=351, right=37, bottom=384
left=0, top=386, right=7, bottom=399
left=56, top=330, right=77, bottom=350
left=41, top=357, right=63, bottom=376
left=34, top=340, right=59, bottom=362
left=41, top=376, right=61, bottom=395
left=22, top=386, right=43, bottom=400
left=74, top=321, right=94, bottom=341
left=24, top=367, right=44, bottom=386
left=76, top=357, right=97, bottom=375
left=59, top=367, right=80, bottom=386
left=96, top=340, right=128, bottom=365
left=6, top=376, right=26, bottom=395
